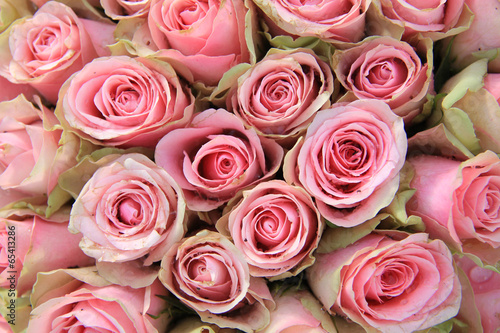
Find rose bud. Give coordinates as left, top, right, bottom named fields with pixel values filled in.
left=283, top=100, right=407, bottom=227
left=155, top=108, right=283, bottom=212
left=307, top=231, right=461, bottom=332
left=217, top=180, right=324, bottom=279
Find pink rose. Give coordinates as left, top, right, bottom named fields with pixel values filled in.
left=69, top=153, right=186, bottom=266
left=0, top=1, right=115, bottom=104
left=258, top=289, right=336, bottom=333
left=333, top=36, right=434, bottom=123
left=101, top=0, right=152, bottom=19
left=307, top=231, right=461, bottom=332
left=155, top=108, right=284, bottom=211
left=0, top=95, right=78, bottom=211
left=283, top=100, right=407, bottom=227
left=253, top=0, right=371, bottom=43
left=227, top=49, right=334, bottom=146
left=27, top=269, right=170, bottom=333
left=56, top=55, right=194, bottom=148
left=407, top=151, right=500, bottom=265
left=0, top=214, right=94, bottom=297
left=148, top=0, right=250, bottom=86
left=159, top=230, right=274, bottom=332
left=483, top=73, right=500, bottom=103
left=217, top=180, right=324, bottom=279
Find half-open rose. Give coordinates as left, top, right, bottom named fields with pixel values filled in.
left=155, top=108, right=283, bottom=211
left=56, top=55, right=194, bottom=148
left=283, top=100, right=407, bottom=227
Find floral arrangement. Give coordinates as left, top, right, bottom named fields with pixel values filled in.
left=0, top=0, right=499, bottom=332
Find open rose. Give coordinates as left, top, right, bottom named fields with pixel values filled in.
left=148, top=0, right=250, bottom=86
left=227, top=48, right=334, bottom=146
left=155, top=108, right=283, bottom=211
left=333, top=36, right=434, bottom=123
left=159, top=230, right=274, bottom=332
left=27, top=268, right=170, bottom=333
left=306, top=231, right=461, bottom=332
left=407, top=151, right=500, bottom=265
left=283, top=100, right=407, bottom=227
left=217, top=180, right=324, bottom=279
left=69, top=153, right=186, bottom=269
left=56, top=55, right=194, bottom=148
left=0, top=214, right=94, bottom=297
left=253, top=0, right=371, bottom=43
left=0, top=1, right=115, bottom=104
left=101, top=0, right=152, bottom=19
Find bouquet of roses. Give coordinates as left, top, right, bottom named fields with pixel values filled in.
left=1, top=0, right=500, bottom=332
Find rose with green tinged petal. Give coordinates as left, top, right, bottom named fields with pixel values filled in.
left=170, top=317, right=239, bottom=333
left=407, top=151, right=500, bottom=266
left=306, top=231, right=461, bottom=333
left=0, top=0, right=32, bottom=33
left=0, top=289, right=31, bottom=333
left=101, top=0, right=152, bottom=19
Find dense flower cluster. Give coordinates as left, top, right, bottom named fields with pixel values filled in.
left=1, top=0, right=500, bottom=332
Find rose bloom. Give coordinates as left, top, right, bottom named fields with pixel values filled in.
left=69, top=153, right=186, bottom=266
left=159, top=230, right=273, bottom=332
left=0, top=214, right=94, bottom=297
left=307, top=231, right=461, bottom=332
left=148, top=0, right=250, bottom=86
left=407, top=151, right=500, bottom=265
left=217, top=180, right=324, bottom=279
left=101, top=0, right=152, bottom=19
left=253, top=0, right=371, bottom=43
left=155, top=108, right=283, bottom=211
left=0, top=1, right=115, bottom=104
left=333, top=36, right=433, bottom=123
left=27, top=269, right=170, bottom=333
left=0, top=95, right=77, bottom=210
left=227, top=49, right=334, bottom=146
left=283, top=100, right=407, bottom=227
left=257, top=289, right=336, bottom=333
left=57, top=55, right=194, bottom=148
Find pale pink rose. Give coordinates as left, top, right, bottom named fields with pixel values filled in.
left=217, top=180, right=324, bottom=279
left=374, top=0, right=467, bottom=40
left=159, top=230, right=274, bottom=332
left=257, top=289, right=336, bottom=333
left=283, top=100, right=407, bottom=227
left=0, top=215, right=94, bottom=297
left=69, top=153, right=186, bottom=266
left=0, top=95, right=78, bottom=210
left=101, top=0, right=152, bottom=19
left=253, top=0, right=371, bottom=43
left=0, top=76, right=36, bottom=102
left=155, top=108, right=284, bottom=211
left=0, top=1, right=115, bottom=104
left=307, top=231, right=461, bottom=332
left=456, top=255, right=500, bottom=333
left=57, top=55, right=194, bottom=148
left=333, top=36, right=434, bottom=123
left=407, top=151, right=500, bottom=265
left=227, top=49, right=334, bottom=146
left=28, top=271, right=170, bottom=333
left=148, top=0, right=250, bottom=86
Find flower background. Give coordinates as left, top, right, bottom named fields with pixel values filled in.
left=1, top=0, right=500, bottom=332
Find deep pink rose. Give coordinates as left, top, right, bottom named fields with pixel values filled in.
left=283, top=100, right=407, bottom=227
left=148, top=0, right=250, bottom=86
left=101, top=0, right=152, bottom=19
left=155, top=108, right=284, bottom=211
left=228, top=49, right=334, bottom=146
left=0, top=95, right=77, bottom=210
left=253, top=0, right=371, bottom=43
left=69, top=153, right=186, bottom=266
left=28, top=270, right=170, bottom=333
left=159, top=230, right=274, bottom=332
left=333, top=36, right=434, bottom=123
left=407, top=151, right=500, bottom=265
left=217, top=180, right=324, bottom=279
left=57, top=55, right=194, bottom=148
left=307, top=231, right=461, bottom=332
left=0, top=1, right=115, bottom=104
left=0, top=214, right=94, bottom=297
